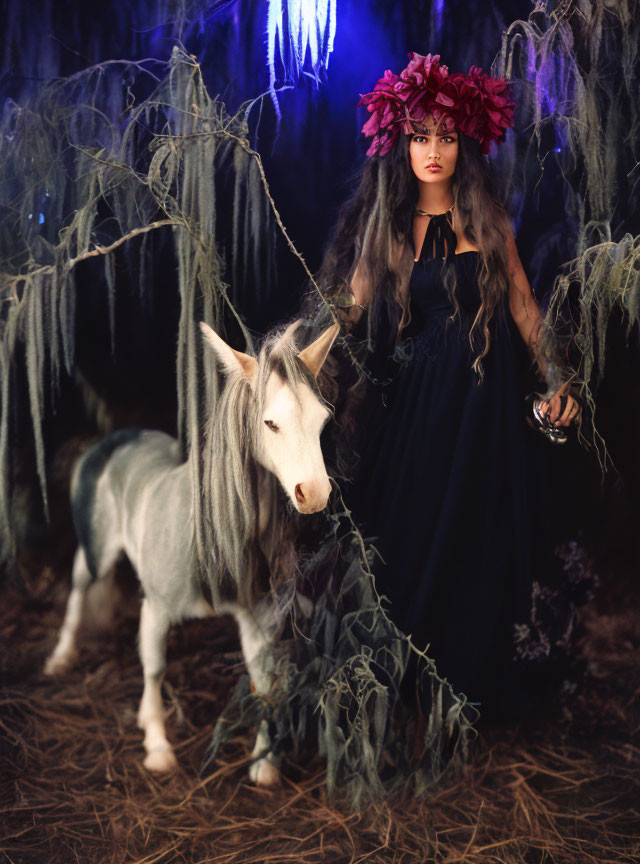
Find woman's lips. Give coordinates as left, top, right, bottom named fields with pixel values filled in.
left=426, top=165, right=442, bottom=172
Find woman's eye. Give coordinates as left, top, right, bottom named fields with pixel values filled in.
left=264, top=419, right=280, bottom=432
left=413, top=135, right=426, bottom=143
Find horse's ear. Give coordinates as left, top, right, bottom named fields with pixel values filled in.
left=297, top=324, right=340, bottom=379
left=273, top=319, right=302, bottom=351
left=199, top=323, right=258, bottom=385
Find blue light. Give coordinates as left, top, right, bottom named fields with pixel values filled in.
left=431, top=0, right=445, bottom=42
left=544, top=90, right=556, bottom=114
left=267, top=0, right=338, bottom=118
left=38, top=213, right=45, bottom=224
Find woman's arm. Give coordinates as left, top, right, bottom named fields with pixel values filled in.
left=338, top=238, right=409, bottom=328
left=346, top=256, right=370, bottom=323
left=331, top=258, right=367, bottom=329
left=506, top=231, right=579, bottom=427
left=506, top=230, right=547, bottom=378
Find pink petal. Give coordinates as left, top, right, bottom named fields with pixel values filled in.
left=361, top=112, right=381, bottom=136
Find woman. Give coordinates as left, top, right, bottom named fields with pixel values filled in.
left=319, top=54, right=580, bottom=722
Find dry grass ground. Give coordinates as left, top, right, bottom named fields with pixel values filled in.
left=1, top=555, right=639, bottom=864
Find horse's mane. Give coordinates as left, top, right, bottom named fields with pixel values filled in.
left=201, top=325, right=310, bottom=605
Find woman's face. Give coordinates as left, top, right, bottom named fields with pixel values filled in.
left=408, top=115, right=459, bottom=184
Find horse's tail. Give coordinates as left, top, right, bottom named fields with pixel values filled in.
left=70, top=428, right=143, bottom=579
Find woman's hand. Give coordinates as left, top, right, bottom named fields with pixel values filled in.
left=334, top=299, right=365, bottom=332
left=538, top=381, right=581, bottom=427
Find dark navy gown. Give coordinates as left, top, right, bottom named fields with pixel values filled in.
left=347, top=247, right=556, bottom=720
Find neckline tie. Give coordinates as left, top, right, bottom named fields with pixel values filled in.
left=418, top=208, right=457, bottom=260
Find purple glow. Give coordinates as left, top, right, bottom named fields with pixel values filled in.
left=267, top=0, right=338, bottom=118
left=432, top=0, right=445, bottom=39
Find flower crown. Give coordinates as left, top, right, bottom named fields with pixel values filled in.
left=357, top=52, right=515, bottom=157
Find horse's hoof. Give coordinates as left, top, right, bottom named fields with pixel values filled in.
left=249, top=758, right=280, bottom=786
left=143, top=747, right=178, bottom=774
left=44, top=652, right=73, bottom=676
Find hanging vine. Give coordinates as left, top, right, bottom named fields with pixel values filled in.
left=494, top=0, right=640, bottom=466
left=1, top=0, right=636, bottom=805
left=0, top=46, right=277, bottom=561
left=0, top=35, right=477, bottom=804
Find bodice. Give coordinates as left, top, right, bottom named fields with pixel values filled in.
left=408, top=251, right=481, bottom=337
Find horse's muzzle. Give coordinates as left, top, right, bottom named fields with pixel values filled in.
left=293, top=478, right=331, bottom=513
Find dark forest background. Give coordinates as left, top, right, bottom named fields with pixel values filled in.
left=1, top=0, right=638, bottom=577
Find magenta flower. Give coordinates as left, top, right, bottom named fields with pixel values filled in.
left=358, top=53, right=515, bottom=157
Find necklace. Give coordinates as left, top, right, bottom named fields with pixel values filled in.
left=414, top=202, right=455, bottom=218
left=414, top=203, right=457, bottom=260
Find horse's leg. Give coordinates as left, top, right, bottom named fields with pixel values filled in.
left=136, top=598, right=177, bottom=773
left=44, top=547, right=92, bottom=675
left=233, top=606, right=280, bottom=786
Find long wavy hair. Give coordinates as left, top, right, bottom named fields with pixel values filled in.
left=317, top=127, right=514, bottom=378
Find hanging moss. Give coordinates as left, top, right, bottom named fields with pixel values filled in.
left=204, top=511, right=478, bottom=810
left=0, top=46, right=275, bottom=563
left=494, top=0, right=640, bottom=465
left=1, top=2, right=636, bottom=805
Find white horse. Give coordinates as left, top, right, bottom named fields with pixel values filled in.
left=45, top=321, right=338, bottom=784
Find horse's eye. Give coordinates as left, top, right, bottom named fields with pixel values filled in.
left=264, top=419, right=280, bottom=432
